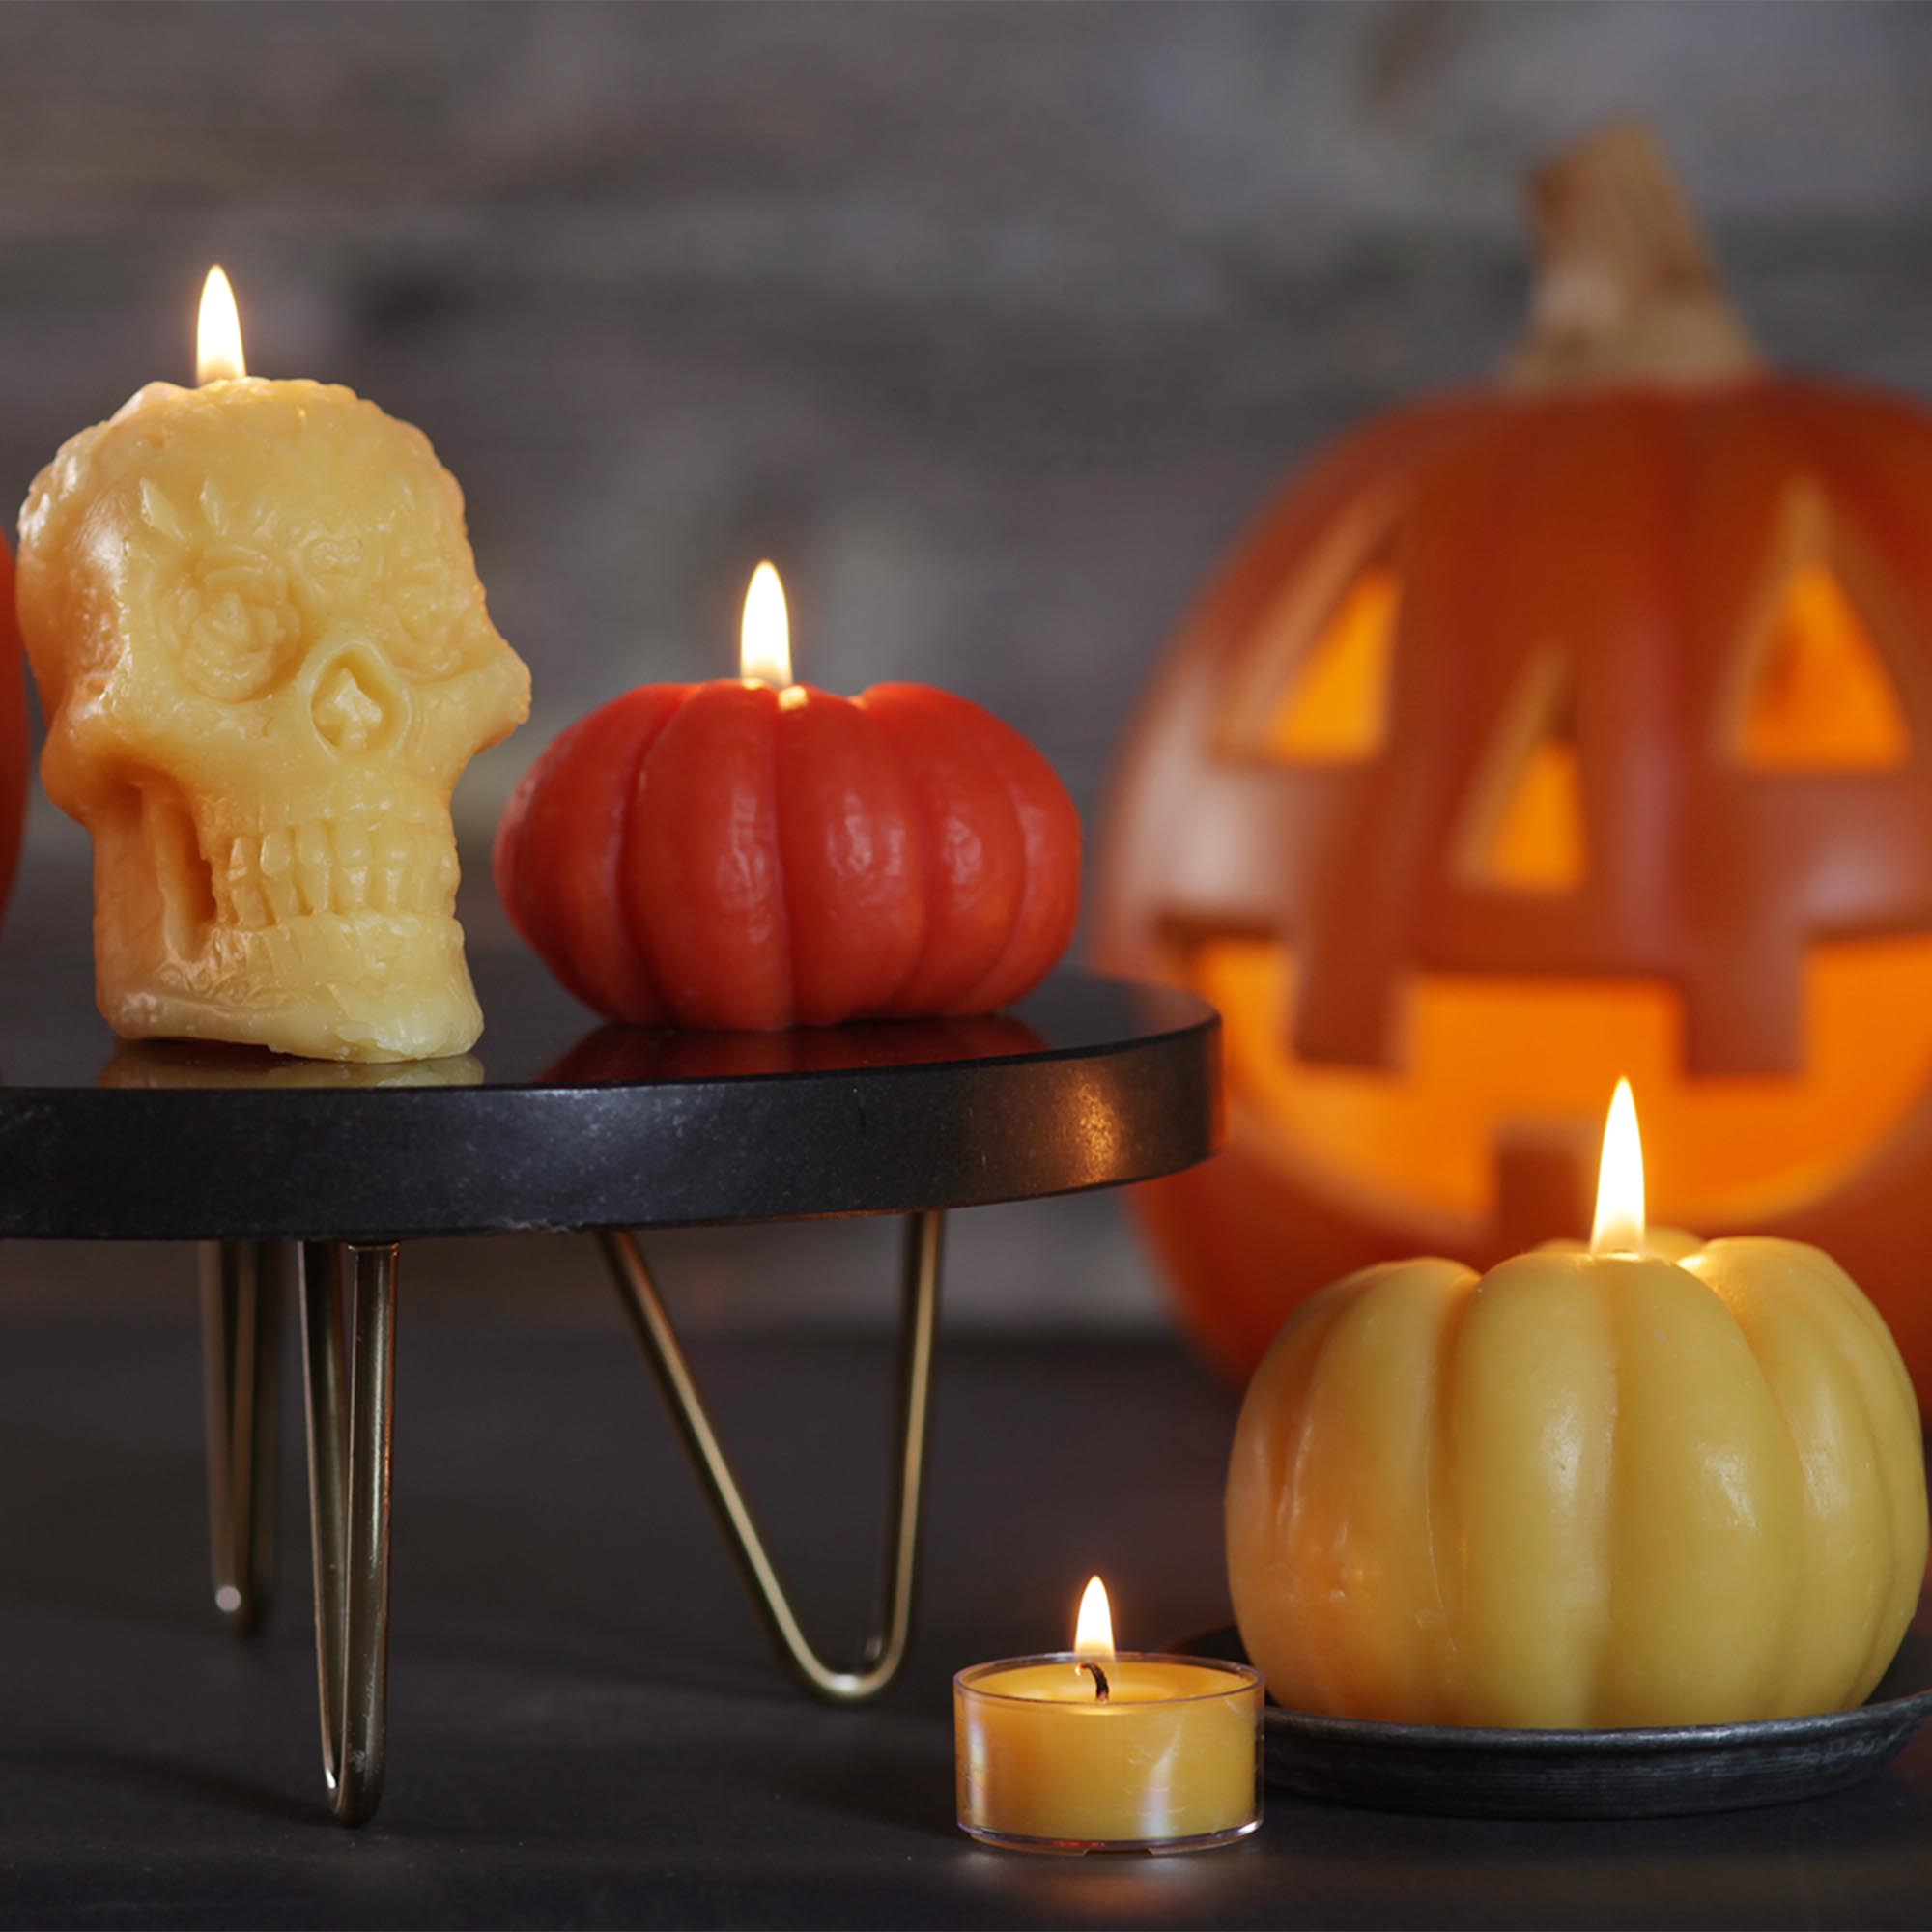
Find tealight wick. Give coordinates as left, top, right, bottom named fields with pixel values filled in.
left=1073, top=1573, right=1117, bottom=1704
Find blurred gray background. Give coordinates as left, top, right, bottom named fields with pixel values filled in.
left=3, top=0, right=1930, bottom=1334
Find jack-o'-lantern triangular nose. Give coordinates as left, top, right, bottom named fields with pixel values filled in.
left=1455, top=646, right=1587, bottom=893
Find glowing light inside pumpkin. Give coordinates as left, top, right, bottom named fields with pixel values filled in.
left=1264, top=567, right=1399, bottom=760
left=1738, top=562, right=1909, bottom=770
left=1196, top=933, right=1932, bottom=1234
left=741, top=561, right=793, bottom=690
left=1482, top=733, right=1586, bottom=889
left=196, top=266, right=245, bottom=385
left=1074, top=1575, right=1117, bottom=1662
left=1591, top=1077, right=1646, bottom=1254
left=1458, top=648, right=1588, bottom=893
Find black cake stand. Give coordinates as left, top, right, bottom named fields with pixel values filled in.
left=0, top=948, right=1221, bottom=1826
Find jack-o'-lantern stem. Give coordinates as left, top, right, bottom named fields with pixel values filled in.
left=1505, top=121, right=1761, bottom=392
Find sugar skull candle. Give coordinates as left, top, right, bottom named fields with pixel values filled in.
left=16, top=270, right=529, bottom=1062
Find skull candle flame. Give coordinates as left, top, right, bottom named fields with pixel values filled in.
left=16, top=280, right=528, bottom=1062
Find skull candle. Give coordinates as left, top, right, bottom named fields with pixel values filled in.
left=17, top=376, right=529, bottom=1062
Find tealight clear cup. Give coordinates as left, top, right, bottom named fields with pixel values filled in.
left=954, top=1651, right=1263, bottom=1854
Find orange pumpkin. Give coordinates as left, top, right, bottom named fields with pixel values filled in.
left=1099, top=124, right=1932, bottom=1406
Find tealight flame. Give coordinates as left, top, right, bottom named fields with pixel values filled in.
left=1590, top=1077, right=1646, bottom=1254
left=196, top=266, right=246, bottom=384
left=740, top=561, right=792, bottom=689
left=1074, top=1575, right=1116, bottom=1664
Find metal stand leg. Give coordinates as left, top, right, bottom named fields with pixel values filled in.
left=300, top=1241, right=398, bottom=1827
left=596, top=1211, right=944, bottom=1705
left=200, top=1239, right=287, bottom=1634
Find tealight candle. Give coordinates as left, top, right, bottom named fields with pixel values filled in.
left=954, top=1577, right=1262, bottom=1855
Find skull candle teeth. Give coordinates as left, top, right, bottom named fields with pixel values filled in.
left=16, top=376, right=529, bottom=1062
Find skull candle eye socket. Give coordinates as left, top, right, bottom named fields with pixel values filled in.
left=382, top=548, right=476, bottom=683
left=167, top=542, right=302, bottom=702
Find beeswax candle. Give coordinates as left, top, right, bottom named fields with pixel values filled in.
left=1227, top=1082, right=1929, bottom=1728
left=16, top=269, right=529, bottom=1062
left=954, top=1577, right=1261, bottom=1854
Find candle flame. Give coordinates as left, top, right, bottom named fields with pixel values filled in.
left=740, top=561, right=792, bottom=689
left=1590, top=1077, right=1646, bottom=1254
left=196, top=266, right=246, bottom=384
left=1074, top=1575, right=1116, bottom=1663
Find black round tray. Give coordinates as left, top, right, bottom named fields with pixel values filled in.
left=1182, top=1614, right=1932, bottom=1819
left=0, top=949, right=1220, bottom=1241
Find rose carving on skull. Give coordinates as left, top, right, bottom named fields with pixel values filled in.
left=17, top=379, right=529, bottom=1061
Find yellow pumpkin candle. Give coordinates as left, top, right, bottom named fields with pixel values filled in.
left=1227, top=1081, right=1929, bottom=1729
left=15, top=268, right=529, bottom=1063
left=954, top=1577, right=1262, bottom=1853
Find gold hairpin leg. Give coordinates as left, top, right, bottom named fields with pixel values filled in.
left=300, top=1240, right=399, bottom=1826
left=200, top=1239, right=288, bottom=1635
left=597, top=1211, right=944, bottom=1704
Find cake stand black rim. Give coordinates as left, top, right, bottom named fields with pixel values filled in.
left=0, top=968, right=1222, bottom=1242
left=1179, top=1620, right=1932, bottom=1819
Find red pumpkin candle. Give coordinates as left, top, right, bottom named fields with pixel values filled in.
left=496, top=566, right=1081, bottom=1030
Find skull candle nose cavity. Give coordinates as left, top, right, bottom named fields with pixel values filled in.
left=311, top=640, right=407, bottom=756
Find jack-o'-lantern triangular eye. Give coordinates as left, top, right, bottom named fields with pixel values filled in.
left=1455, top=648, right=1587, bottom=893
left=1735, top=562, right=1909, bottom=770
left=1257, top=565, right=1398, bottom=761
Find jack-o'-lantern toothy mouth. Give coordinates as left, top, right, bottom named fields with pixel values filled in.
left=1192, top=933, right=1932, bottom=1236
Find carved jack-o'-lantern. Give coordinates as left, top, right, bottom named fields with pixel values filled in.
left=1099, top=124, right=1932, bottom=1406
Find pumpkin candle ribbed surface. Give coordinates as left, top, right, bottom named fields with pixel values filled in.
left=1226, top=1236, right=1928, bottom=1728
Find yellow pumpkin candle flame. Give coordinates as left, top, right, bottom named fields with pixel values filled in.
left=1073, top=1574, right=1115, bottom=1702
left=740, top=560, right=793, bottom=691
left=196, top=266, right=246, bottom=385
left=1590, top=1076, right=1646, bottom=1254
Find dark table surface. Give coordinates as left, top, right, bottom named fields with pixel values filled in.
left=0, top=952, right=1219, bottom=1240
left=0, top=1292, right=1927, bottom=1931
